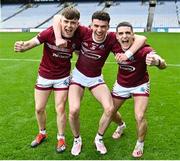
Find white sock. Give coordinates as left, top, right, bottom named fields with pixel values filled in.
left=74, top=135, right=81, bottom=142
left=95, top=133, right=103, bottom=141
left=136, top=140, right=144, bottom=147
left=40, top=129, right=46, bottom=135
left=57, top=134, right=65, bottom=140
left=119, top=122, right=126, bottom=128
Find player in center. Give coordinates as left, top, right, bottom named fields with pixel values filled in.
left=53, top=9, right=147, bottom=156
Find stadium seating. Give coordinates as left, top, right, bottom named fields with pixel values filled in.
left=1, top=3, right=63, bottom=28
left=176, top=1, right=180, bottom=24
left=153, top=1, right=179, bottom=27
left=0, top=1, right=180, bottom=30
left=1, top=4, right=22, bottom=21
left=75, top=2, right=104, bottom=26
left=106, top=1, right=148, bottom=28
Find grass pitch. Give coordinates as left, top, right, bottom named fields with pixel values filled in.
left=0, top=32, right=180, bottom=160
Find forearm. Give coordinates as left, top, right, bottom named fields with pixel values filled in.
left=14, top=37, right=39, bottom=52
left=53, top=14, right=62, bottom=40
left=129, top=34, right=146, bottom=53
left=23, top=38, right=39, bottom=51
left=123, top=35, right=146, bottom=59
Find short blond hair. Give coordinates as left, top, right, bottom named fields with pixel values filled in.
left=61, top=7, right=80, bottom=20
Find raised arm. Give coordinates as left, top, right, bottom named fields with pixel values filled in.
left=124, top=34, right=146, bottom=58
left=146, top=51, right=167, bottom=69
left=115, top=34, right=146, bottom=62
left=129, top=34, right=146, bottom=55
left=53, top=14, right=67, bottom=47
left=14, top=37, right=39, bottom=52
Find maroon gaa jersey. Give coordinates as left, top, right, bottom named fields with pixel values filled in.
left=75, top=25, right=122, bottom=77
left=37, top=26, right=80, bottom=79
left=117, top=44, right=153, bottom=87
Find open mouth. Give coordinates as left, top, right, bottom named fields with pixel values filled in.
left=122, top=39, right=129, bottom=43
left=96, top=33, right=104, bottom=39
left=121, top=39, right=130, bottom=49
left=65, top=28, right=73, bottom=35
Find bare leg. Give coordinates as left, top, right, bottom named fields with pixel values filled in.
left=68, top=84, right=84, bottom=156
left=132, top=96, right=148, bottom=158
left=134, top=96, right=148, bottom=142
left=112, top=97, right=126, bottom=125
left=34, top=89, right=51, bottom=131
left=54, top=90, right=68, bottom=136
left=68, top=84, right=84, bottom=137
left=54, top=90, right=68, bottom=152
left=91, top=84, right=114, bottom=135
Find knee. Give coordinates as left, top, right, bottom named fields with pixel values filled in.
left=35, top=106, right=45, bottom=114
left=69, top=105, right=80, bottom=119
left=56, top=104, right=65, bottom=115
left=135, top=113, right=145, bottom=123
left=104, top=106, right=114, bottom=117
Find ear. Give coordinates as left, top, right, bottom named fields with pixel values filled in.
left=90, top=23, right=93, bottom=29
left=77, top=21, right=80, bottom=26
left=132, top=33, right=135, bottom=40
left=116, top=32, right=119, bottom=40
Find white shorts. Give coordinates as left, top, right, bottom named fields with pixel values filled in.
left=71, top=68, right=105, bottom=89
left=35, top=75, right=70, bottom=91
left=112, top=81, right=150, bottom=99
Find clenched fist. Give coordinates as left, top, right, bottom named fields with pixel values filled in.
left=14, top=41, right=24, bottom=52
left=146, top=52, right=160, bottom=66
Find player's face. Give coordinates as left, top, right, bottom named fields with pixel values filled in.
left=61, top=16, right=79, bottom=38
left=116, top=26, right=134, bottom=51
left=91, top=19, right=109, bottom=42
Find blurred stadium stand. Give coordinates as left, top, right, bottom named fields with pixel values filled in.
left=0, top=0, right=180, bottom=32
left=153, top=1, right=179, bottom=27
left=106, top=1, right=149, bottom=28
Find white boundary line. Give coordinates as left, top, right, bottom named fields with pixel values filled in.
left=0, top=58, right=179, bottom=67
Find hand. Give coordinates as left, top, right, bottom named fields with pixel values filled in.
left=55, top=38, right=67, bottom=48
left=14, top=41, right=24, bottom=52
left=146, top=53, right=159, bottom=66
left=115, top=53, right=128, bottom=63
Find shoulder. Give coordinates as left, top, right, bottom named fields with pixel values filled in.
left=76, top=25, right=91, bottom=33
left=38, top=26, right=54, bottom=42
left=105, top=31, right=117, bottom=43
left=107, top=31, right=116, bottom=38
left=75, top=25, right=91, bottom=38
left=41, top=26, right=53, bottom=34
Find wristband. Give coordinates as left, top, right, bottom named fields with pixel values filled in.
left=124, top=50, right=133, bottom=59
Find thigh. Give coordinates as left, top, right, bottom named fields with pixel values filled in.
left=54, top=90, right=68, bottom=109
left=34, top=89, right=51, bottom=110
left=113, top=97, right=126, bottom=110
left=91, top=84, right=113, bottom=110
left=68, top=84, right=84, bottom=111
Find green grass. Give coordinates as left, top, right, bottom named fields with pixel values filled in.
left=0, top=32, right=180, bottom=160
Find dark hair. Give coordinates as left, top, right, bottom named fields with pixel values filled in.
left=116, top=21, right=133, bottom=32
left=61, top=6, right=80, bottom=20
left=92, top=11, right=110, bottom=23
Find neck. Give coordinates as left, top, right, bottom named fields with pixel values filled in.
left=92, top=33, right=107, bottom=43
